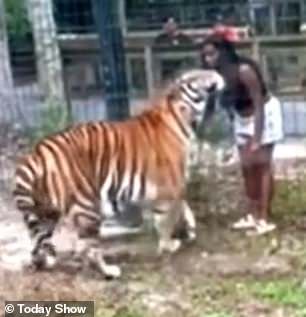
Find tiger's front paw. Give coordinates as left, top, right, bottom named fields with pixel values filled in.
left=32, top=252, right=57, bottom=270
left=102, top=264, right=122, bottom=279
left=186, top=228, right=196, bottom=243
left=158, top=239, right=182, bottom=255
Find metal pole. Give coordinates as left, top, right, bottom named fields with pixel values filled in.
left=270, top=0, right=277, bottom=36
left=91, top=0, right=130, bottom=121
left=144, top=45, right=154, bottom=98
left=247, top=0, right=260, bottom=62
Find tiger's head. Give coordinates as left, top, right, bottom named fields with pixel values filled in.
left=169, top=69, right=225, bottom=130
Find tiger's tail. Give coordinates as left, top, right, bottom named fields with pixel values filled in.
left=13, top=156, right=59, bottom=269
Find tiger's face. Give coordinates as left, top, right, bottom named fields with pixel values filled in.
left=176, top=69, right=225, bottom=128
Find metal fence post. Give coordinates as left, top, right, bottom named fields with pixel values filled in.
left=91, top=0, right=130, bottom=121
left=144, top=45, right=154, bottom=98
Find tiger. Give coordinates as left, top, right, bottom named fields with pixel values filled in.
left=13, top=69, right=225, bottom=278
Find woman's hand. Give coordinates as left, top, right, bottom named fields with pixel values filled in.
left=249, top=139, right=260, bottom=152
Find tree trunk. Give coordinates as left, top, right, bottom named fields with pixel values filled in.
left=27, top=0, right=66, bottom=106
left=0, top=0, right=15, bottom=122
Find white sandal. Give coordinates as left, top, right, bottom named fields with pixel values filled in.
left=231, top=214, right=256, bottom=230
left=247, top=219, right=276, bottom=236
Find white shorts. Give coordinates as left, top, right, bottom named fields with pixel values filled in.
left=234, top=96, right=284, bottom=146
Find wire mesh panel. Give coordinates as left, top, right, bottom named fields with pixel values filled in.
left=53, top=0, right=95, bottom=33
left=125, top=0, right=249, bottom=30
left=261, top=44, right=306, bottom=137
left=1, top=0, right=306, bottom=134
left=280, top=95, right=306, bottom=136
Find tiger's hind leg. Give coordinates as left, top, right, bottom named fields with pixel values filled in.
left=181, top=201, right=197, bottom=243
left=71, top=207, right=121, bottom=279
left=153, top=200, right=197, bottom=254
left=24, top=211, right=59, bottom=270
left=153, top=201, right=183, bottom=255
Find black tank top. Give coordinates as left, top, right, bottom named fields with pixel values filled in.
left=220, top=58, right=268, bottom=114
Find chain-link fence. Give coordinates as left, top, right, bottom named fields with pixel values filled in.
left=1, top=1, right=305, bottom=132
left=0, top=0, right=306, bottom=188
left=1, top=0, right=306, bottom=193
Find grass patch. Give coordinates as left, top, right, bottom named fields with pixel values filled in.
left=249, top=279, right=306, bottom=316
left=189, top=277, right=306, bottom=317
left=273, top=178, right=306, bottom=221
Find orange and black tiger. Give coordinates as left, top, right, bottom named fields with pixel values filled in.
left=13, top=69, right=225, bottom=278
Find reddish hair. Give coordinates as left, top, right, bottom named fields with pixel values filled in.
left=211, top=25, right=240, bottom=43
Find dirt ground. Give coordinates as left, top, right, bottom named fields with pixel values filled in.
left=1, top=205, right=306, bottom=317
left=0, top=130, right=306, bottom=317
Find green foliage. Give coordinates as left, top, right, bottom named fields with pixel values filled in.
left=4, top=0, right=31, bottom=41
left=26, top=99, right=70, bottom=145
left=273, top=175, right=306, bottom=221
left=197, top=112, right=232, bottom=145
left=250, top=280, right=306, bottom=316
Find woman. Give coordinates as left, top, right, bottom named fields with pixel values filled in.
left=201, top=34, right=284, bottom=235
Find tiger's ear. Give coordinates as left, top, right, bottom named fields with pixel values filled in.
left=167, top=90, right=178, bottom=104
left=166, top=82, right=180, bottom=100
